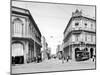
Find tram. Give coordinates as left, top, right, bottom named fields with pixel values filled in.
left=75, top=50, right=89, bottom=61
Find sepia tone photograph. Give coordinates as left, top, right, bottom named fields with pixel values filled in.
left=11, top=0, right=96, bottom=74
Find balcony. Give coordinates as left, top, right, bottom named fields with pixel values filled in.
left=12, top=32, right=25, bottom=38
left=29, top=32, right=42, bottom=46
left=12, top=32, right=42, bottom=46
left=64, top=40, right=96, bottom=48
left=64, top=26, right=95, bottom=38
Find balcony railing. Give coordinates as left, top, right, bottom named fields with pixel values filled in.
left=29, top=33, right=42, bottom=46
left=12, top=32, right=42, bottom=46
left=64, top=26, right=95, bottom=38
left=64, top=40, right=96, bottom=48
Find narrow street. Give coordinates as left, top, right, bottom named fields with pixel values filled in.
left=12, top=58, right=95, bottom=74
left=11, top=2, right=96, bottom=75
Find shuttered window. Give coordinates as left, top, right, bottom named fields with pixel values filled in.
left=13, top=18, right=23, bottom=36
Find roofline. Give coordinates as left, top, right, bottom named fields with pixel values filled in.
left=63, top=16, right=96, bottom=34
left=12, top=6, right=42, bottom=36
left=12, top=6, right=29, bottom=12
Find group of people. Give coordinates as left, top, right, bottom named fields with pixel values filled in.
left=35, top=55, right=42, bottom=63
left=30, top=55, right=42, bottom=63
left=12, top=56, right=24, bottom=65
left=62, top=56, right=70, bottom=63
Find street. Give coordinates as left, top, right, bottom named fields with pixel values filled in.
left=12, top=58, right=95, bottom=74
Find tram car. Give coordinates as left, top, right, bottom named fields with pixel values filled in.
left=75, top=50, right=89, bottom=61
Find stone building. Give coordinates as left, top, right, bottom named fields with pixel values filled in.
left=41, top=36, right=48, bottom=60
left=41, top=36, right=51, bottom=60
left=56, top=45, right=61, bottom=53
left=11, top=6, right=42, bottom=64
left=56, top=44, right=63, bottom=59
left=63, top=9, right=96, bottom=61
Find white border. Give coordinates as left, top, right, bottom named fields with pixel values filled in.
left=0, top=0, right=100, bottom=75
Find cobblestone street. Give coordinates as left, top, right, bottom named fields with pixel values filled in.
left=12, top=58, right=95, bottom=74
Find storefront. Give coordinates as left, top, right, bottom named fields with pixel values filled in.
left=12, top=42, right=24, bottom=64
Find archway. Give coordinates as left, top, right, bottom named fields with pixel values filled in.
left=75, top=48, right=80, bottom=59
left=12, top=42, right=24, bottom=64
left=90, top=48, right=94, bottom=58
left=75, top=48, right=80, bottom=53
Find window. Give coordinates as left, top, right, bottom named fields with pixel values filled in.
left=85, top=34, right=87, bottom=41
left=91, top=24, right=93, bottom=29
left=13, top=18, right=23, bottom=36
left=84, top=23, right=87, bottom=27
left=76, top=35, right=79, bottom=41
left=75, top=22, right=79, bottom=26
left=91, top=35, right=93, bottom=42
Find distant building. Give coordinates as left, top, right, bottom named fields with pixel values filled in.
left=56, top=45, right=61, bottom=53
left=63, top=9, right=96, bottom=61
left=47, top=47, right=51, bottom=59
left=41, top=36, right=50, bottom=60
left=41, top=36, right=46, bottom=51
left=56, top=44, right=63, bottom=59
left=11, top=6, right=42, bottom=64
left=56, top=44, right=63, bottom=53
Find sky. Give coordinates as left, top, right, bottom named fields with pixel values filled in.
left=12, top=0, right=95, bottom=54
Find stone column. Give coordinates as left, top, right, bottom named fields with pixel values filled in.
left=34, top=42, right=36, bottom=57
left=69, top=46, right=72, bottom=59
left=29, top=47, right=31, bottom=63
left=94, top=48, right=95, bottom=55
left=24, top=41, right=29, bottom=64
left=30, top=47, right=32, bottom=62
left=31, top=46, right=33, bottom=61
left=32, top=49, right=34, bottom=61
left=72, top=47, right=75, bottom=62
left=69, top=46, right=70, bottom=58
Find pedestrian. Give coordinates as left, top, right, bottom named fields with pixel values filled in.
left=92, top=55, right=95, bottom=62
left=66, top=56, right=69, bottom=62
left=12, top=56, right=15, bottom=66
left=67, top=57, right=68, bottom=62
left=38, top=55, right=41, bottom=62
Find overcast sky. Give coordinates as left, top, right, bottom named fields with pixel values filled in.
left=12, top=0, right=95, bottom=54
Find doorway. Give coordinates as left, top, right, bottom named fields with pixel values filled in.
left=90, top=48, right=94, bottom=58
left=75, top=48, right=80, bottom=59
left=12, top=42, right=24, bottom=64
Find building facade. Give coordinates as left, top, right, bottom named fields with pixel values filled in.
left=63, top=9, right=96, bottom=61
left=41, top=36, right=51, bottom=60
left=56, top=44, right=63, bottom=59
left=47, top=47, right=51, bottom=59
left=41, top=36, right=48, bottom=60
left=56, top=45, right=61, bottom=53
left=11, top=6, right=42, bottom=64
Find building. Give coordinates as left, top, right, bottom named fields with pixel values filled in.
left=56, top=45, right=61, bottom=53
left=41, top=36, right=48, bottom=60
left=47, top=47, right=51, bottom=59
left=56, top=44, right=63, bottom=59
left=41, top=36, right=46, bottom=52
left=63, top=9, right=96, bottom=61
left=11, top=6, right=42, bottom=64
